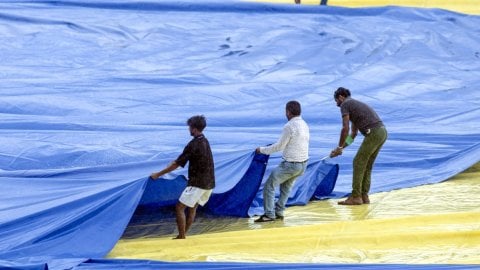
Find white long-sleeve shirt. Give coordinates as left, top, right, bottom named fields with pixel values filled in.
left=259, top=116, right=309, bottom=162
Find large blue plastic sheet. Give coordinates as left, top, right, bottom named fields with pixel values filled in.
left=1, top=0, right=480, bottom=269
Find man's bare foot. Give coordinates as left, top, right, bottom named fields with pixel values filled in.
left=173, top=235, right=186, bottom=240
left=362, top=194, right=370, bottom=204
left=338, top=196, right=363, bottom=205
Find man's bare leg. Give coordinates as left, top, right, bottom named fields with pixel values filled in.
left=174, top=202, right=187, bottom=239
left=185, top=204, right=198, bottom=234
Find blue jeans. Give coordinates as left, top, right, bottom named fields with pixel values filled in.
left=263, top=160, right=307, bottom=218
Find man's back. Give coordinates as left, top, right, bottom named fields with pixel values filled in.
left=176, top=135, right=215, bottom=190
left=282, top=116, right=309, bottom=162
left=341, top=98, right=383, bottom=134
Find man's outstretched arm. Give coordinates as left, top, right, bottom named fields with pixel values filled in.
left=150, top=161, right=180, bottom=180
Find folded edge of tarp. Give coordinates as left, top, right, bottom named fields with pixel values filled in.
left=71, top=258, right=480, bottom=270
left=0, top=261, right=48, bottom=270
left=137, top=152, right=270, bottom=217
left=205, top=152, right=269, bottom=217
left=248, top=159, right=340, bottom=216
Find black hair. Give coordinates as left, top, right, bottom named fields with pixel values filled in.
left=187, top=115, right=207, bottom=132
left=286, top=100, right=301, bottom=116
left=334, top=87, right=351, bottom=99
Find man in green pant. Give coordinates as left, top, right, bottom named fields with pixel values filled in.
left=330, top=87, right=387, bottom=205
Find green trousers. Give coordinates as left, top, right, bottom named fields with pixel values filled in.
left=351, top=126, right=387, bottom=197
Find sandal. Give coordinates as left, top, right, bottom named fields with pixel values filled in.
left=254, top=214, right=275, bottom=223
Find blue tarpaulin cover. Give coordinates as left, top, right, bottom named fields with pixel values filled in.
left=0, top=0, right=479, bottom=269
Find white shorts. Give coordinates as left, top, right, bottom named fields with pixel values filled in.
left=179, top=186, right=213, bottom=208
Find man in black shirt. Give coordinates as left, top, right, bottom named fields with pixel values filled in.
left=330, top=87, right=387, bottom=205
left=150, top=115, right=215, bottom=239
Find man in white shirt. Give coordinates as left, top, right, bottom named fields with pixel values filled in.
left=254, top=100, right=309, bottom=222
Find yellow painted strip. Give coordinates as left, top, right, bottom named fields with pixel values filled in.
left=328, top=0, right=480, bottom=14
left=246, top=0, right=480, bottom=14
left=109, top=211, right=480, bottom=263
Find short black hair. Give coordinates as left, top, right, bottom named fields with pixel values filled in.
left=286, top=100, right=301, bottom=116
left=187, top=115, right=207, bottom=132
left=334, top=87, right=351, bottom=99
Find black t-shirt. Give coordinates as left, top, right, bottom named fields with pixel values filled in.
left=341, top=98, right=384, bottom=135
left=175, top=134, right=215, bottom=189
